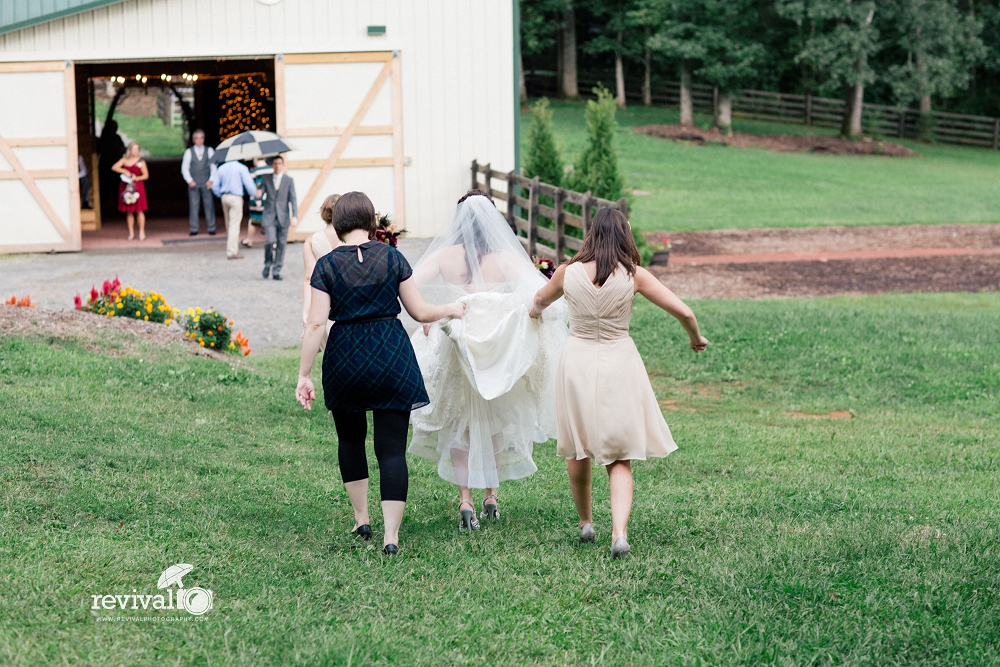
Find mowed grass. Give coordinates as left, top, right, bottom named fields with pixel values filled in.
left=2, top=293, right=999, bottom=666
left=524, top=100, right=1000, bottom=232
left=96, top=101, right=187, bottom=158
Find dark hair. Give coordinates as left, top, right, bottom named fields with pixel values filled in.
left=569, top=208, right=639, bottom=286
left=457, top=189, right=495, bottom=206
left=192, top=129, right=205, bottom=136
left=333, top=191, right=377, bottom=239
left=319, top=194, right=341, bottom=224
left=271, top=154, right=284, bottom=164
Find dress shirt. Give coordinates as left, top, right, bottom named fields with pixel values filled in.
left=273, top=172, right=283, bottom=190
left=180, top=145, right=218, bottom=183
left=212, top=161, right=258, bottom=198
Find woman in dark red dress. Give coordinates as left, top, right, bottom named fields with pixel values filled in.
left=112, top=142, right=149, bottom=240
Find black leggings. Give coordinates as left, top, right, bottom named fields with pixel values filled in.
left=331, top=409, right=410, bottom=502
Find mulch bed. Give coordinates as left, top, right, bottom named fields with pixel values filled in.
left=653, top=223, right=1000, bottom=258
left=653, top=254, right=1000, bottom=299
left=633, top=124, right=919, bottom=157
left=0, top=305, right=239, bottom=362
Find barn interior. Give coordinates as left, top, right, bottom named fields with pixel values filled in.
left=74, top=57, right=276, bottom=244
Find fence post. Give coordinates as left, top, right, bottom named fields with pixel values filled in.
left=554, top=188, right=565, bottom=265
left=506, top=170, right=516, bottom=230
left=899, top=111, right=906, bottom=138
left=471, top=159, right=478, bottom=190
left=582, top=190, right=593, bottom=237
left=805, top=94, right=812, bottom=126
left=617, top=197, right=629, bottom=219
left=528, top=176, right=539, bottom=257
left=993, top=119, right=999, bottom=150
left=483, top=163, right=492, bottom=197
left=712, top=86, right=718, bottom=119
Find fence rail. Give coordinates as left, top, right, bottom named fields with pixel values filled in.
left=471, top=160, right=628, bottom=264
left=525, top=74, right=1000, bottom=149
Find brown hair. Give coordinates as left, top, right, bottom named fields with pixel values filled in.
left=569, top=208, right=639, bottom=287
left=333, top=191, right=377, bottom=239
left=457, top=189, right=495, bottom=206
left=319, top=194, right=341, bottom=224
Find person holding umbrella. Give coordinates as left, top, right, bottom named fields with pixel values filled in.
left=211, top=159, right=259, bottom=259
left=211, top=131, right=293, bottom=260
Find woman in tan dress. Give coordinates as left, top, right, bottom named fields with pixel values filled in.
left=530, top=208, right=708, bottom=558
left=302, top=194, right=341, bottom=345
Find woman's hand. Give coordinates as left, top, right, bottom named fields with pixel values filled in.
left=447, top=302, right=467, bottom=320
left=529, top=306, right=542, bottom=319
left=422, top=323, right=432, bottom=336
left=296, top=376, right=316, bottom=410
left=690, top=335, right=709, bottom=353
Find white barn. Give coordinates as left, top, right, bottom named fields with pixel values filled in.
left=0, top=0, right=518, bottom=253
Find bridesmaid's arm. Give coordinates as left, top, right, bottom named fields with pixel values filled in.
left=302, top=242, right=317, bottom=329
left=529, top=264, right=567, bottom=318
left=634, top=267, right=708, bottom=352
left=137, top=161, right=150, bottom=182
left=110, top=157, right=128, bottom=175
left=296, top=287, right=331, bottom=410
left=398, top=278, right=465, bottom=323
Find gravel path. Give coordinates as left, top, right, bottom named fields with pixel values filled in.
left=1, top=238, right=432, bottom=350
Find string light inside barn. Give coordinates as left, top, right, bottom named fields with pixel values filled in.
left=218, top=74, right=272, bottom=139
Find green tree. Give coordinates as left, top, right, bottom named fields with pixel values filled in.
left=648, top=4, right=706, bottom=125
left=524, top=98, right=565, bottom=185
left=579, top=0, right=646, bottom=108
left=778, top=0, right=881, bottom=138
left=521, top=0, right=565, bottom=102
left=885, top=0, right=984, bottom=139
left=566, top=86, right=624, bottom=200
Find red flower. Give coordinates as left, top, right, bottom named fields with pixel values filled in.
left=74, top=294, right=83, bottom=310
left=90, top=285, right=99, bottom=303
left=101, top=279, right=112, bottom=296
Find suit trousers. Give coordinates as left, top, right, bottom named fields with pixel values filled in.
left=220, top=194, right=244, bottom=258
left=188, top=184, right=216, bottom=233
left=263, top=221, right=289, bottom=275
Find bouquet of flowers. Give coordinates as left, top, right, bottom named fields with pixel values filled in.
left=372, top=213, right=405, bottom=248
left=5, top=294, right=36, bottom=308
left=532, top=255, right=556, bottom=279
left=75, top=277, right=179, bottom=325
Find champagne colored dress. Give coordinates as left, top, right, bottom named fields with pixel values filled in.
left=555, top=262, right=677, bottom=464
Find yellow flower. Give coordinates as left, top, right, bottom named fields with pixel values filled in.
left=209, top=342, right=214, bottom=347
left=199, top=341, right=205, bottom=347
left=135, top=311, right=141, bottom=317
left=196, top=307, right=203, bottom=314
left=117, top=303, right=123, bottom=309
left=144, top=316, right=149, bottom=321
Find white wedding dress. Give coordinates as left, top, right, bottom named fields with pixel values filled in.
left=408, top=197, right=568, bottom=489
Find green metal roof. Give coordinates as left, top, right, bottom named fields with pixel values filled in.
left=0, top=0, right=127, bottom=36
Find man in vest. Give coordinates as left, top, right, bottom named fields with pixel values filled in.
left=181, top=129, right=218, bottom=236
left=260, top=155, right=298, bottom=280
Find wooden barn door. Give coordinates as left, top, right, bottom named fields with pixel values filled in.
left=275, top=51, right=404, bottom=239
left=0, top=61, right=80, bottom=253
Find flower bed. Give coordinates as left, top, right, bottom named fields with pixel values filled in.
left=182, top=307, right=251, bottom=356
left=75, top=277, right=179, bottom=325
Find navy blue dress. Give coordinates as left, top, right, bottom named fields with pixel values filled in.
left=310, top=241, right=429, bottom=413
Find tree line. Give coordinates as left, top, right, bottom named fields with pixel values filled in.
left=521, top=0, right=1000, bottom=138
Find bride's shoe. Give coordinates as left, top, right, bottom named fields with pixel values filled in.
left=611, top=536, right=631, bottom=559
left=480, top=494, right=500, bottom=521
left=579, top=523, right=596, bottom=543
left=458, top=500, right=480, bottom=532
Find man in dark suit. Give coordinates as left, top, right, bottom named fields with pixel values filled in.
left=260, top=155, right=298, bottom=280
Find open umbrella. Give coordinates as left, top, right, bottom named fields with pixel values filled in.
left=211, top=131, right=293, bottom=163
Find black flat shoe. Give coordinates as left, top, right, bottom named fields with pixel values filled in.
left=383, top=544, right=398, bottom=556
left=189, top=231, right=199, bottom=236
left=208, top=230, right=217, bottom=235
left=262, top=267, right=270, bottom=279
left=272, top=274, right=282, bottom=281
left=351, top=524, right=372, bottom=540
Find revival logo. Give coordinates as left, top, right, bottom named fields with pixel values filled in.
left=89, top=564, right=214, bottom=616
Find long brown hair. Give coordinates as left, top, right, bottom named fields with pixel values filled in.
left=569, top=208, right=639, bottom=286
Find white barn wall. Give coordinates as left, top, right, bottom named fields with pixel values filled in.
left=0, top=0, right=515, bottom=238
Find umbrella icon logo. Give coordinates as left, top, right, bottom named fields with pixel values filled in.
left=157, top=564, right=214, bottom=616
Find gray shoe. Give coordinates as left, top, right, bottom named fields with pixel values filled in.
left=579, top=523, right=596, bottom=543
left=611, top=536, right=631, bottom=559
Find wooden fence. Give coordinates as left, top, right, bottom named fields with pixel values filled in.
left=471, top=160, right=628, bottom=265
left=525, top=74, right=1000, bottom=149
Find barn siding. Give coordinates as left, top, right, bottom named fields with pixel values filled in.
left=0, top=0, right=515, bottom=238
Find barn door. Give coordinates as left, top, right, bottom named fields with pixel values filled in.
left=275, top=51, right=404, bottom=239
left=0, top=60, right=80, bottom=253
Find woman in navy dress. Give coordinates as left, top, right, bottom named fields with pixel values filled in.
left=296, top=191, right=465, bottom=555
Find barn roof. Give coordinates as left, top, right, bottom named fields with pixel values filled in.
left=0, top=0, right=126, bottom=35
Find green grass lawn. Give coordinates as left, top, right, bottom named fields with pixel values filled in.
left=2, top=293, right=999, bottom=665
left=96, top=101, right=186, bottom=158
left=524, top=100, right=1000, bottom=232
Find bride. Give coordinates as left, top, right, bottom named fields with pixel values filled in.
left=409, top=191, right=568, bottom=531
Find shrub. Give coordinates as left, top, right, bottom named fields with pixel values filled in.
left=524, top=98, right=564, bottom=186
left=565, top=86, right=624, bottom=202
left=76, top=277, right=179, bottom=325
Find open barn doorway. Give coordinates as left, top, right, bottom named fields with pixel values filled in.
left=74, top=57, right=275, bottom=246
